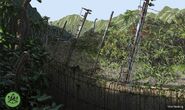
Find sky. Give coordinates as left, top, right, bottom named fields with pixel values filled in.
left=31, top=0, right=185, bottom=21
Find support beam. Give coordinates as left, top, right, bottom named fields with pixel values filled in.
left=93, top=18, right=98, bottom=32
left=53, top=21, right=68, bottom=55
left=65, top=8, right=92, bottom=65
left=61, top=21, right=67, bottom=39
left=125, top=0, right=152, bottom=83
left=92, top=11, right=114, bottom=73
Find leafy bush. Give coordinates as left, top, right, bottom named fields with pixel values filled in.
left=0, top=32, right=63, bottom=110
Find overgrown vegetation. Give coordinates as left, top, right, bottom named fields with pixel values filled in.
left=0, top=0, right=63, bottom=109
left=97, top=8, right=185, bottom=85
left=52, top=7, right=185, bottom=85
left=1, top=0, right=185, bottom=109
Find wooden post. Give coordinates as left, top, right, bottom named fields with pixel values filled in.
left=14, top=51, right=30, bottom=88
left=16, top=0, right=31, bottom=49
left=92, top=11, right=114, bottom=73
left=53, top=21, right=68, bottom=55
left=61, top=21, right=67, bottom=39
left=65, top=8, right=92, bottom=65
left=44, top=17, right=50, bottom=47
left=93, top=18, right=98, bottom=32
left=45, top=26, right=48, bottom=46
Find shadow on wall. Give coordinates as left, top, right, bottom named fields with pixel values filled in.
left=44, top=61, right=185, bottom=110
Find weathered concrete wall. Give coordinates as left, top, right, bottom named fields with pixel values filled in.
left=45, top=62, right=185, bottom=110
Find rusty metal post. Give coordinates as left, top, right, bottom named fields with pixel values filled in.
left=61, top=21, right=67, bottom=39
left=126, top=0, right=154, bottom=82
left=93, top=18, right=98, bottom=32
left=75, top=8, right=92, bottom=39
left=44, top=26, right=48, bottom=47
left=92, top=11, right=114, bottom=73
left=65, top=8, right=92, bottom=65
left=53, top=21, right=68, bottom=55
left=14, top=51, right=30, bottom=88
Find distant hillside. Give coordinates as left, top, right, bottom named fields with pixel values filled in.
left=52, top=14, right=109, bottom=35
left=50, top=6, right=185, bottom=85
left=52, top=14, right=93, bottom=35
left=52, top=6, right=185, bottom=37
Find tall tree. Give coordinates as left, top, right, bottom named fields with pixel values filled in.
left=16, top=0, right=42, bottom=48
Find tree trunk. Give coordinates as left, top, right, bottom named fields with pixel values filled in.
left=16, top=0, right=31, bottom=49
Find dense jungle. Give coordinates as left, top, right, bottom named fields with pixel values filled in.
left=0, top=0, right=185, bottom=110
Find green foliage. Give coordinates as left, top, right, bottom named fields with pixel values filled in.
left=0, top=0, right=66, bottom=109
left=101, top=24, right=129, bottom=65
left=32, top=103, right=63, bottom=110
left=78, top=30, right=102, bottom=54
left=0, top=0, right=18, bottom=34
left=0, top=32, right=62, bottom=110
left=58, top=7, right=185, bottom=85
left=52, top=10, right=140, bottom=36
left=95, top=7, right=185, bottom=85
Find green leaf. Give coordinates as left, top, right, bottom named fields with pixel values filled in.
left=31, top=94, right=52, bottom=102
left=37, top=94, right=52, bottom=102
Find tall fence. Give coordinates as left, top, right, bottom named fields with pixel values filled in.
left=45, top=62, right=185, bottom=110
